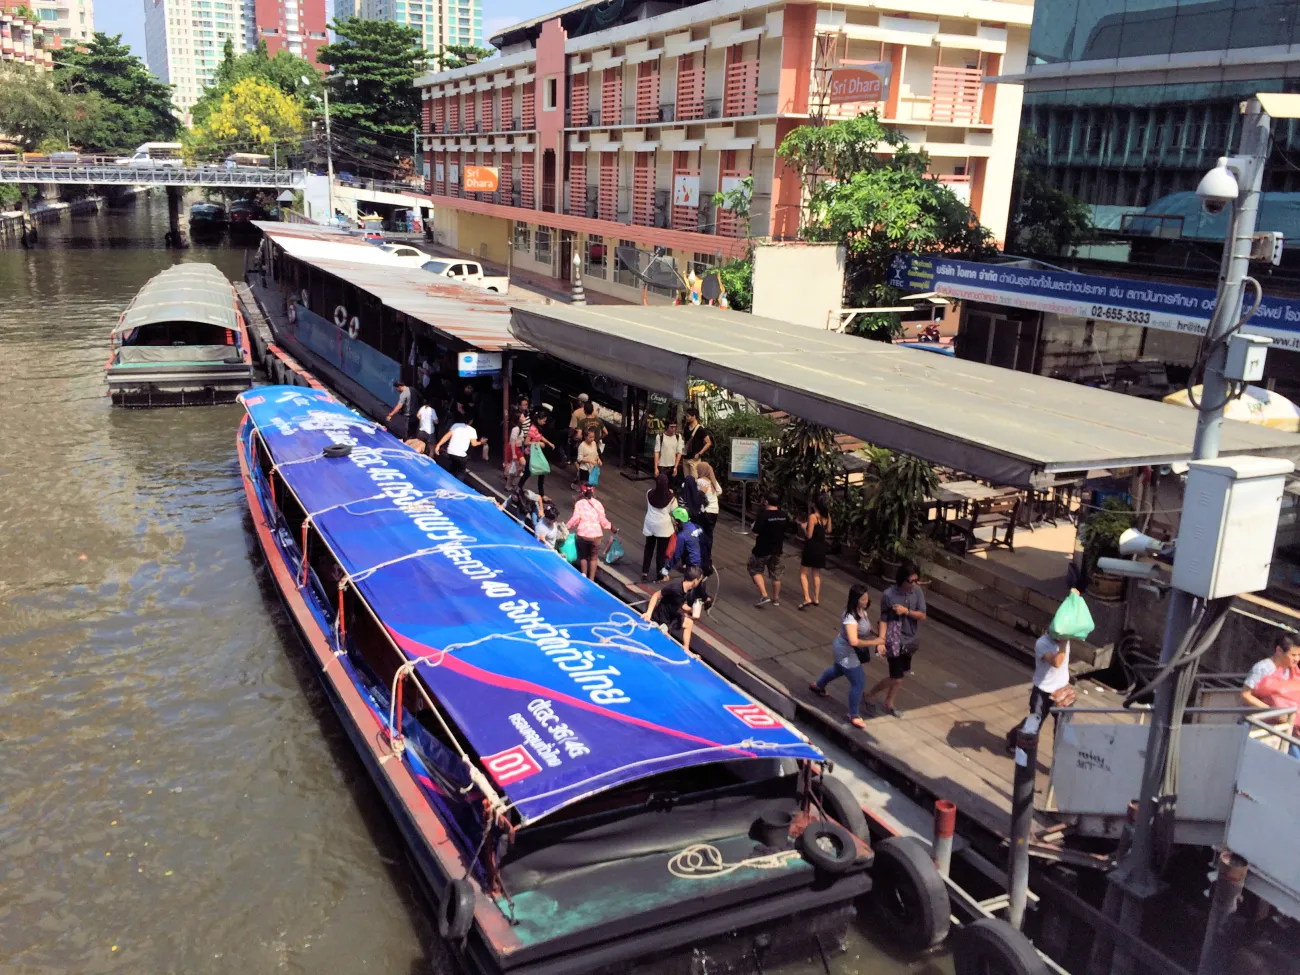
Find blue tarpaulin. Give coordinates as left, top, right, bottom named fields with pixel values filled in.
left=241, top=386, right=821, bottom=824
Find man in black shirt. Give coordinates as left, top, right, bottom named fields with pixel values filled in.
left=642, top=566, right=705, bottom=647
left=747, top=493, right=789, bottom=607
left=682, top=406, right=712, bottom=477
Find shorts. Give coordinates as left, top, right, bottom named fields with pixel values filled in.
left=442, top=453, right=468, bottom=479
left=575, top=536, right=599, bottom=562
left=747, top=552, right=785, bottom=579
left=887, top=650, right=914, bottom=680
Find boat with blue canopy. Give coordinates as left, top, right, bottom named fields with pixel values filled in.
left=237, top=385, right=875, bottom=974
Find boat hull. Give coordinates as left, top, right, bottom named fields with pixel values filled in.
left=107, top=363, right=253, bottom=406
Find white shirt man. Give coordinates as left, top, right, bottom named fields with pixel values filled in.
left=1006, top=631, right=1070, bottom=751
left=434, top=421, right=483, bottom=480
left=417, top=403, right=437, bottom=437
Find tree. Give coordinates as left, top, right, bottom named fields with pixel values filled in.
left=191, top=39, right=321, bottom=127
left=1007, top=132, right=1092, bottom=256
left=186, top=77, right=305, bottom=160
left=0, top=67, right=75, bottom=151
left=435, top=44, right=495, bottom=70
left=55, top=33, right=179, bottom=153
left=318, top=18, right=424, bottom=145
left=777, top=112, right=996, bottom=340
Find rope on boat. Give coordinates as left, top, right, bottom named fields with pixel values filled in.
left=667, top=844, right=801, bottom=880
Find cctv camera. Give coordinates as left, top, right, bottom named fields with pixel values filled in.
left=1197, top=157, right=1239, bottom=216
left=1097, top=557, right=1162, bottom=580
left=1117, top=528, right=1171, bottom=558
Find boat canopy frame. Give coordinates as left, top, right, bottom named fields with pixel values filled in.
left=111, top=263, right=243, bottom=337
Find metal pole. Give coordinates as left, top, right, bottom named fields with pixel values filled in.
left=1008, top=723, right=1038, bottom=930
left=1107, top=98, right=1271, bottom=973
left=1197, top=852, right=1248, bottom=975
left=932, top=799, right=956, bottom=878
left=324, top=85, right=335, bottom=221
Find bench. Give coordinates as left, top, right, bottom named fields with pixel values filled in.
left=949, top=496, right=1021, bottom=552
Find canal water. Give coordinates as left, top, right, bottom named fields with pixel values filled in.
left=0, top=195, right=949, bottom=975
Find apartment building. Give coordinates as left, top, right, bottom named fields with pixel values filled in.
left=0, top=9, right=58, bottom=71
left=253, top=0, right=327, bottom=65
left=361, top=0, right=483, bottom=60
left=28, top=0, right=91, bottom=45
left=145, top=0, right=246, bottom=116
left=414, top=0, right=1030, bottom=302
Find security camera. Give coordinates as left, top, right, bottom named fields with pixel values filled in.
left=1097, top=557, right=1162, bottom=580
left=1117, top=528, right=1172, bottom=558
left=1197, top=157, right=1240, bottom=216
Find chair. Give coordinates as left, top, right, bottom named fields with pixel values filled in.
left=951, top=496, right=1021, bottom=552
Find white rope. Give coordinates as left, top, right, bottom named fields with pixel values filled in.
left=668, top=844, right=801, bottom=880
left=437, top=612, right=692, bottom=668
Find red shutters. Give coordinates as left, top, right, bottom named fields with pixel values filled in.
left=715, top=150, right=751, bottom=238
left=601, top=67, right=621, bottom=125
left=568, top=152, right=586, bottom=215
left=635, top=61, right=659, bottom=124
left=670, top=151, right=698, bottom=232
left=599, top=152, right=617, bottom=222
left=723, top=46, right=758, bottom=117
left=632, top=151, right=654, bottom=227
left=521, top=151, right=535, bottom=208
left=500, top=154, right=512, bottom=205
left=522, top=82, right=536, bottom=129
left=571, top=73, right=589, bottom=126
left=676, top=53, right=704, bottom=121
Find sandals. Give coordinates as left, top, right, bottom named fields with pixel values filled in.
left=797, top=601, right=815, bottom=611
left=808, top=683, right=829, bottom=698
left=849, top=716, right=867, bottom=729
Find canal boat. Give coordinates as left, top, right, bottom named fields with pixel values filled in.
left=237, top=385, right=875, bottom=975
left=188, top=201, right=228, bottom=236
left=105, top=263, right=253, bottom=406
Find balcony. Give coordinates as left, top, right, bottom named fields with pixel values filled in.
left=930, top=66, right=983, bottom=124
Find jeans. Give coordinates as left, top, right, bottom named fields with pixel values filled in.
left=815, top=661, right=866, bottom=719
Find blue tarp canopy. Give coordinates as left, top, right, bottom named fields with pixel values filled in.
left=241, top=386, right=821, bottom=825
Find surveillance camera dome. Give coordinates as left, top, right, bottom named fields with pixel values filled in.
left=1197, top=157, right=1239, bottom=215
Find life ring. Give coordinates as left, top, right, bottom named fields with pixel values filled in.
left=870, top=836, right=951, bottom=953
left=333, top=305, right=348, bottom=328
left=952, top=918, right=1046, bottom=975
left=817, top=774, right=870, bottom=842
left=437, top=877, right=476, bottom=942
left=347, top=316, right=360, bottom=339
left=286, top=302, right=297, bottom=324
left=796, top=821, right=857, bottom=876
left=300, top=288, right=309, bottom=307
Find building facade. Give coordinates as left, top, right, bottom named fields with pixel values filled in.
left=253, top=0, right=327, bottom=65
left=361, top=0, right=482, bottom=61
left=0, top=9, right=59, bottom=71
left=26, top=0, right=91, bottom=46
left=144, top=0, right=246, bottom=116
left=414, top=0, right=1029, bottom=303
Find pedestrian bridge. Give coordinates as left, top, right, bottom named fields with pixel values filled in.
left=0, top=163, right=306, bottom=189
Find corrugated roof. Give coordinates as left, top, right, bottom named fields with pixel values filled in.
left=259, top=224, right=522, bottom=352
left=511, top=303, right=1300, bottom=487
left=113, top=263, right=240, bottom=335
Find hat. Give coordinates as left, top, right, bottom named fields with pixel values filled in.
left=578, top=393, right=589, bottom=402
left=541, top=402, right=554, bottom=413
left=671, top=507, right=690, bottom=523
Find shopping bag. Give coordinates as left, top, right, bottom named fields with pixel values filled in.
left=1050, top=589, right=1095, bottom=641
left=588, top=464, right=601, bottom=487
left=560, top=533, right=578, bottom=563
left=884, top=619, right=905, bottom=658
left=604, top=535, right=625, bottom=565
left=528, top=442, right=551, bottom=476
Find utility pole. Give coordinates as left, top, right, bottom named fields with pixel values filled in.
left=323, top=82, right=335, bottom=220
left=1102, top=97, right=1271, bottom=974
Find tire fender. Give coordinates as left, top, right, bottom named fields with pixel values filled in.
left=797, top=820, right=857, bottom=876
left=952, top=917, right=1047, bottom=975
left=871, top=835, right=951, bottom=953
left=817, top=774, right=870, bottom=842
left=437, top=877, right=476, bottom=942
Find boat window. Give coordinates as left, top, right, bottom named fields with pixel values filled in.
left=124, top=320, right=233, bottom=347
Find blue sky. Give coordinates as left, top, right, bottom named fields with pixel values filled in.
left=96, top=0, right=546, bottom=60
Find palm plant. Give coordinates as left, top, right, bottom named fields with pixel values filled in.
left=861, top=447, right=939, bottom=561
left=771, top=419, right=842, bottom=512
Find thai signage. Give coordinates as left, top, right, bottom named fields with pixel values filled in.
left=887, top=254, right=1300, bottom=351
left=464, top=165, right=499, bottom=193
left=827, top=63, right=891, bottom=105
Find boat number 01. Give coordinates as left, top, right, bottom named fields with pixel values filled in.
left=725, top=703, right=782, bottom=729
left=482, top=745, right=543, bottom=786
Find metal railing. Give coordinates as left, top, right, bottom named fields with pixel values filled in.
left=335, top=174, right=427, bottom=195
left=0, top=164, right=307, bottom=188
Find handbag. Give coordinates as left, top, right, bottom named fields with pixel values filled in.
left=588, top=464, right=601, bottom=486
left=884, top=619, right=905, bottom=658
left=560, top=533, right=578, bottom=563
left=528, top=442, right=551, bottom=476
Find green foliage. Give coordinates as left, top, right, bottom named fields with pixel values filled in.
left=858, top=447, right=939, bottom=559
left=435, top=44, right=495, bottom=70
left=705, top=411, right=781, bottom=489
left=0, top=67, right=74, bottom=150
left=186, top=77, right=305, bottom=160
left=191, top=39, right=320, bottom=128
left=718, top=257, right=752, bottom=312
left=1008, top=132, right=1092, bottom=256
left=55, top=33, right=179, bottom=153
left=1079, top=498, right=1134, bottom=577
left=711, top=175, right=753, bottom=238
left=770, top=419, right=842, bottom=513
left=778, top=112, right=996, bottom=342
left=11, top=5, right=37, bottom=21
left=319, top=18, right=424, bottom=144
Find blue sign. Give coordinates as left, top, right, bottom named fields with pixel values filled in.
left=458, top=351, right=502, bottom=377
left=887, top=254, right=1300, bottom=351
left=730, top=437, right=761, bottom=481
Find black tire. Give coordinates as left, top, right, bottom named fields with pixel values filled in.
left=818, top=774, right=870, bottom=842
left=437, top=876, right=476, bottom=942
left=871, top=836, right=951, bottom=953
left=797, top=821, right=857, bottom=875
left=952, top=918, right=1046, bottom=975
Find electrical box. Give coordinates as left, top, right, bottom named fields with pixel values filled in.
left=1172, top=456, right=1294, bottom=599
left=1225, top=333, right=1270, bottom=383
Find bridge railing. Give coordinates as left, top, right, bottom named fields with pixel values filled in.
left=0, top=164, right=307, bottom=188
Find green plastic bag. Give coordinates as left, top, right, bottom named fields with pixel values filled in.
left=560, top=533, right=578, bottom=564
left=1050, top=590, right=1095, bottom=642
left=529, top=443, right=551, bottom=476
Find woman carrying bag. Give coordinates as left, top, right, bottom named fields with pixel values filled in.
left=641, top=473, right=676, bottom=582
left=526, top=415, right=553, bottom=497
left=809, top=584, right=885, bottom=729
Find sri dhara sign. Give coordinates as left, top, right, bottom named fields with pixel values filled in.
left=464, top=165, right=500, bottom=193
left=827, top=64, right=892, bottom=105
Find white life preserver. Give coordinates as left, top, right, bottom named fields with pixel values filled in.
left=286, top=302, right=297, bottom=324
left=347, top=316, right=361, bottom=339
left=300, top=288, right=309, bottom=307
left=334, top=305, right=348, bottom=328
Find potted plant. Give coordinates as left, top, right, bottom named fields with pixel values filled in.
left=1078, top=498, right=1135, bottom=601
left=771, top=418, right=843, bottom=514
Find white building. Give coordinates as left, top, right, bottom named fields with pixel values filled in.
left=360, top=0, right=483, bottom=61
left=30, top=0, right=92, bottom=45
left=143, top=0, right=246, bottom=118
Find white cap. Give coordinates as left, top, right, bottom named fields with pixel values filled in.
left=542, top=403, right=554, bottom=412
left=578, top=393, right=589, bottom=402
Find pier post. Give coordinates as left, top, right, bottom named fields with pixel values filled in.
left=165, top=185, right=186, bottom=248
left=1196, top=852, right=1247, bottom=975
left=932, top=799, right=955, bottom=878
left=1008, top=721, right=1039, bottom=930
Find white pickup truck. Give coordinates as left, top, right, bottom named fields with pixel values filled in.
left=419, top=258, right=510, bottom=295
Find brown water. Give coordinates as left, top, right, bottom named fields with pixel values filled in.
left=0, top=195, right=946, bottom=975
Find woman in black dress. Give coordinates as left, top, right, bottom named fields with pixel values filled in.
left=798, top=493, right=832, bottom=610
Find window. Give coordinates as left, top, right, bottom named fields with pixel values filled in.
left=534, top=226, right=552, bottom=265
left=513, top=220, right=530, bottom=252
left=543, top=76, right=557, bottom=111
left=584, top=233, right=605, bottom=277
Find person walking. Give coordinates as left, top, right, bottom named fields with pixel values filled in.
left=668, top=506, right=707, bottom=574
left=1240, top=633, right=1300, bottom=757
left=504, top=407, right=527, bottom=490
left=433, top=415, right=485, bottom=481
left=1004, top=625, right=1073, bottom=753
left=641, top=473, right=676, bottom=582
left=575, top=426, right=602, bottom=487
left=525, top=411, right=554, bottom=497
left=693, top=462, right=721, bottom=574
left=809, top=584, right=885, bottom=729
left=748, top=493, right=790, bottom=607
left=566, top=484, right=613, bottom=581
left=569, top=393, right=590, bottom=453
left=682, top=406, right=713, bottom=477
left=385, top=381, right=412, bottom=436
left=654, top=420, right=684, bottom=481
left=864, top=561, right=927, bottom=718
left=415, top=399, right=439, bottom=456
left=797, top=493, right=832, bottom=610
left=642, top=566, right=706, bottom=648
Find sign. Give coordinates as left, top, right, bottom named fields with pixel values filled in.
left=464, top=164, right=499, bottom=193
left=729, top=437, right=761, bottom=481
left=828, top=63, right=891, bottom=106
left=672, top=173, right=700, bottom=208
left=435, top=162, right=445, bottom=182
left=458, top=351, right=503, bottom=377
left=887, top=254, right=1300, bottom=352
left=449, top=164, right=460, bottom=186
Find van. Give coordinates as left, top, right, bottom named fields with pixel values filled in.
left=118, top=143, right=185, bottom=169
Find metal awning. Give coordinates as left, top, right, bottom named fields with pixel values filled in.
left=509, top=304, right=1300, bottom=486
left=113, top=263, right=240, bottom=334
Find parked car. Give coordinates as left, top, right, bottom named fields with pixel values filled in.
left=419, top=258, right=510, bottom=295
left=378, top=243, right=432, bottom=266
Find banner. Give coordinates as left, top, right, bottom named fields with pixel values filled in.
left=887, top=254, right=1300, bottom=351
left=672, top=173, right=700, bottom=208
left=464, top=164, right=499, bottom=193
left=828, top=63, right=891, bottom=105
